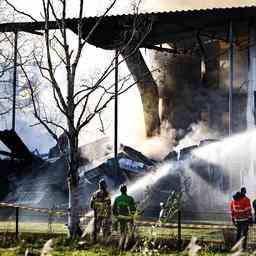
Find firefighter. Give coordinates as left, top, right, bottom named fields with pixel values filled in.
left=90, top=179, right=111, bottom=243
left=113, top=184, right=136, bottom=250
left=230, top=188, right=253, bottom=250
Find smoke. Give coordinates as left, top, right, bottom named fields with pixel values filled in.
left=142, top=0, right=256, bottom=12
left=129, top=119, right=220, bottom=161
left=176, top=121, right=220, bottom=151
left=137, top=122, right=176, bottom=160
left=3, top=0, right=254, bottom=156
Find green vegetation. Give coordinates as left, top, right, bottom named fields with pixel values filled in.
left=0, top=244, right=251, bottom=256
left=0, top=221, right=66, bottom=233
left=0, top=221, right=227, bottom=241
left=0, top=233, right=251, bottom=256
left=0, top=221, right=249, bottom=255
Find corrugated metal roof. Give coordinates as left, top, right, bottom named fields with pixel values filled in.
left=143, top=4, right=256, bottom=13
left=81, top=5, right=256, bottom=19
left=1, top=5, right=256, bottom=49
left=70, top=5, right=256, bottom=49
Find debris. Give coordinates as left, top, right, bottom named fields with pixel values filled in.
left=119, top=158, right=145, bottom=172
left=0, top=130, right=34, bottom=160
left=40, top=239, right=53, bottom=256
left=184, top=237, right=201, bottom=256
left=230, top=237, right=244, bottom=253
left=24, top=248, right=29, bottom=256
left=121, top=144, right=156, bottom=166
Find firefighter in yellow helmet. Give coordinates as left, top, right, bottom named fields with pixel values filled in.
left=90, top=179, right=111, bottom=242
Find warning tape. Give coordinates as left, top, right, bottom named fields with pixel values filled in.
left=80, top=215, right=234, bottom=229
left=135, top=220, right=234, bottom=229
left=0, top=202, right=67, bottom=216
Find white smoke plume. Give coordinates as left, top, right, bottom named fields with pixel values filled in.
left=176, top=121, right=220, bottom=151
left=137, top=122, right=176, bottom=160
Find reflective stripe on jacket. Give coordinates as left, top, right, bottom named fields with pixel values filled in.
left=90, top=189, right=111, bottom=218
left=230, top=196, right=252, bottom=221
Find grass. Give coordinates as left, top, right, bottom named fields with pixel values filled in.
left=0, top=221, right=226, bottom=240
left=138, top=226, right=224, bottom=241
left=0, top=246, right=234, bottom=256
left=0, top=221, right=66, bottom=233
left=0, top=234, right=251, bottom=256
left=0, top=221, right=252, bottom=255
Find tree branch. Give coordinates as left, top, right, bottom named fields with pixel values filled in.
left=5, top=0, right=38, bottom=22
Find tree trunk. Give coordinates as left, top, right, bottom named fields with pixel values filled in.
left=122, top=48, right=160, bottom=137
left=67, top=171, right=81, bottom=238
left=67, top=134, right=81, bottom=238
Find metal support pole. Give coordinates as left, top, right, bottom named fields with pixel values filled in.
left=177, top=209, right=181, bottom=251
left=229, top=21, right=234, bottom=136
left=114, top=50, right=119, bottom=176
left=12, top=31, right=18, bottom=131
left=15, top=207, right=19, bottom=239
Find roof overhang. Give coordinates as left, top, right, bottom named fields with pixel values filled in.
left=0, top=6, right=256, bottom=50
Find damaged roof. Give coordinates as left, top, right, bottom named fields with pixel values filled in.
left=0, top=6, right=256, bottom=49
left=0, top=130, right=33, bottom=160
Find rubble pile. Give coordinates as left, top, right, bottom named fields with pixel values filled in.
left=0, top=132, right=229, bottom=220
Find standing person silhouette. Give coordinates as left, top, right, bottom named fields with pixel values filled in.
left=90, top=179, right=111, bottom=243
left=113, top=184, right=136, bottom=250
left=230, top=187, right=253, bottom=250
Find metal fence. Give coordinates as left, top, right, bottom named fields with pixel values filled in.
left=0, top=203, right=68, bottom=237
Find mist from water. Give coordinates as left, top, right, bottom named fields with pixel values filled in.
left=84, top=128, right=256, bottom=217
left=193, top=129, right=256, bottom=198
left=82, top=160, right=181, bottom=235
left=83, top=129, right=256, bottom=239
left=116, top=128, right=256, bottom=212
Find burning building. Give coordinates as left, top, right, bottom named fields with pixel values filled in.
left=47, top=5, right=256, bottom=139
left=1, top=5, right=256, bottom=217
left=2, top=6, right=256, bottom=138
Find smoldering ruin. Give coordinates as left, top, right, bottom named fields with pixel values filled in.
left=1, top=6, right=256, bottom=220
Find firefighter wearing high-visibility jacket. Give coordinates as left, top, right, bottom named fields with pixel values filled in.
left=230, top=187, right=253, bottom=250
left=90, top=179, right=111, bottom=242
left=113, top=184, right=136, bottom=250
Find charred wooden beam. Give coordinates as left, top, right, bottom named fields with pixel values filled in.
left=0, top=21, right=59, bottom=33
left=0, top=130, right=33, bottom=160
left=0, top=150, right=13, bottom=158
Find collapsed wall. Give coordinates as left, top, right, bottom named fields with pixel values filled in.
left=119, top=24, right=256, bottom=204
left=148, top=31, right=250, bottom=137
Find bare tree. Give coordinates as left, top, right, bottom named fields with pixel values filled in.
left=3, top=0, right=153, bottom=237
left=0, top=1, right=41, bottom=122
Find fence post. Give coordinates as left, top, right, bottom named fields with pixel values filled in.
left=177, top=209, right=181, bottom=251
left=15, top=207, right=19, bottom=239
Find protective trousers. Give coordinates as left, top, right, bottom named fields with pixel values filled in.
left=236, top=220, right=249, bottom=250
left=92, top=215, right=111, bottom=242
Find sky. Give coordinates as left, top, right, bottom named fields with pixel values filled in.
left=1, top=0, right=256, bottom=154
left=143, top=0, right=256, bottom=12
